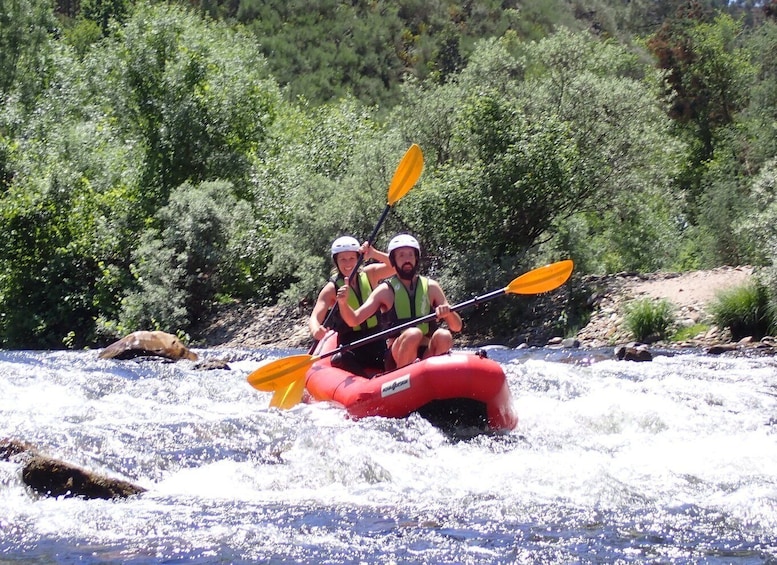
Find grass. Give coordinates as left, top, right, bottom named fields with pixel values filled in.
left=709, top=282, right=773, bottom=340
left=623, top=298, right=675, bottom=343
left=671, top=323, right=710, bottom=342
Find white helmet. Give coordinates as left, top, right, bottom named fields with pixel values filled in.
left=387, top=233, right=421, bottom=255
left=331, top=236, right=360, bottom=258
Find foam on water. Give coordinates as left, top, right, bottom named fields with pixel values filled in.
left=1, top=348, right=776, bottom=563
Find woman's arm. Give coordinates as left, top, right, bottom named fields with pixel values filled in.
left=308, top=283, right=335, bottom=340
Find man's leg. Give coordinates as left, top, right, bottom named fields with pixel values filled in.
left=424, top=328, right=453, bottom=358
left=390, top=328, right=424, bottom=368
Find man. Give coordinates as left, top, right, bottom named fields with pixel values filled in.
left=337, top=233, right=462, bottom=370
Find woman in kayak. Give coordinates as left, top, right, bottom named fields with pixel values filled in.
left=308, top=236, right=395, bottom=374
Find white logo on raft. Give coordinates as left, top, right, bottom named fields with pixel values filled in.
left=381, top=374, right=411, bottom=397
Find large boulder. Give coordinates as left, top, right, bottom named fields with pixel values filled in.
left=22, top=456, right=146, bottom=499
left=99, top=330, right=198, bottom=361
left=1, top=439, right=146, bottom=500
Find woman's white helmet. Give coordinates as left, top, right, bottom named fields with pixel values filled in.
left=387, top=234, right=421, bottom=255
left=331, top=236, right=360, bottom=258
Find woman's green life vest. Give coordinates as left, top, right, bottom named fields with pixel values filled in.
left=332, top=272, right=379, bottom=332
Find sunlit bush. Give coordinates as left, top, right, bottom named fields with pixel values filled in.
left=624, top=298, right=675, bottom=343
left=710, top=282, right=773, bottom=340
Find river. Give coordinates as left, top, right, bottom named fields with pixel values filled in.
left=1, top=347, right=776, bottom=564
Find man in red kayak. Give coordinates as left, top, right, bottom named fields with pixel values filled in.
left=309, top=236, right=394, bottom=373
left=337, top=233, right=462, bottom=370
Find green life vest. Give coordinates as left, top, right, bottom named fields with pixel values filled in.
left=333, top=272, right=378, bottom=331
left=386, top=275, right=431, bottom=336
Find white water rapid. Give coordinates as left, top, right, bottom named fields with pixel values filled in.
left=1, top=347, right=776, bottom=564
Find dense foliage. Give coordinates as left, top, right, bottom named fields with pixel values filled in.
left=2, top=0, right=777, bottom=348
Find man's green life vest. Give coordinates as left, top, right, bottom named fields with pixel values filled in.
left=386, top=275, right=431, bottom=336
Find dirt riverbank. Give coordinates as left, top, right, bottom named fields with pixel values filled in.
left=194, top=266, right=774, bottom=354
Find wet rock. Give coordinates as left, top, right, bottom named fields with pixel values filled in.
left=614, top=343, right=653, bottom=362
left=193, top=358, right=231, bottom=370
left=0, top=439, right=36, bottom=461
left=1, top=439, right=146, bottom=500
left=707, top=343, right=739, bottom=355
left=99, top=330, right=198, bottom=361
left=705, top=338, right=776, bottom=356
left=22, top=456, right=147, bottom=499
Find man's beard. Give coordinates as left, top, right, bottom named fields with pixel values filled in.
left=397, top=262, right=418, bottom=281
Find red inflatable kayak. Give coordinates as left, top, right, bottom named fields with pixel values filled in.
left=305, top=332, right=518, bottom=433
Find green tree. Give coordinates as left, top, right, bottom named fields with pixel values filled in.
left=80, top=0, right=131, bottom=34
left=262, top=98, right=418, bottom=304
left=234, top=0, right=597, bottom=108
left=1, top=0, right=58, bottom=192
left=0, top=39, right=145, bottom=348
left=0, top=0, right=56, bottom=103
left=737, top=20, right=777, bottom=173
left=117, top=181, right=253, bottom=334
left=1, top=2, right=285, bottom=347
left=392, top=30, right=684, bottom=284
left=100, top=2, right=280, bottom=213
left=736, top=159, right=777, bottom=272
left=648, top=10, right=755, bottom=223
left=238, top=0, right=407, bottom=107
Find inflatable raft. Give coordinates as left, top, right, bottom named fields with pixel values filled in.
left=304, top=332, right=518, bottom=434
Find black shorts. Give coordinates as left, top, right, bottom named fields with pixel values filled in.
left=333, top=338, right=387, bottom=376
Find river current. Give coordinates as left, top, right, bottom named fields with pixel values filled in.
left=1, top=346, right=776, bottom=564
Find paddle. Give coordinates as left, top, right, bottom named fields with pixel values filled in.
left=311, top=143, right=424, bottom=353
left=249, top=259, right=574, bottom=408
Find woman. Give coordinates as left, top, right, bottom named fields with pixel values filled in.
left=308, top=236, right=394, bottom=374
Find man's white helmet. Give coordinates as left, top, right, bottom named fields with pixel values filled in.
left=387, top=234, right=421, bottom=255
left=331, top=236, right=360, bottom=258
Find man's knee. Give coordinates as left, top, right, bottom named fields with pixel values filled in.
left=428, top=329, right=453, bottom=356
left=395, top=328, right=424, bottom=350
left=403, top=327, right=424, bottom=341
left=390, top=328, right=424, bottom=368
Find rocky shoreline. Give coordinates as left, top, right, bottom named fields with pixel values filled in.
left=193, top=266, right=776, bottom=358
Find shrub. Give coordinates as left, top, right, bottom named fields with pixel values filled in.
left=710, top=282, right=772, bottom=340
left=623, top=298, right=675, bottom=343
left=115, top=181, right=246, bottom=335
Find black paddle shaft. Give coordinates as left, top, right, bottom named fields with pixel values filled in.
left=317, top=286, right=509, bottom=362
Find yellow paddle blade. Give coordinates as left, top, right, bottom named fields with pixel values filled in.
left=387, top=144, right=424, bottom=205
left=269, top=376, right=306, bottom=409
left=247, top=354, right=315, bottom=391
left=506, top=260, right=574, bottom=295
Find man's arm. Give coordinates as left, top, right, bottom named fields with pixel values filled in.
left=429, top=279, right=463, bottom=333
left=362, top=243, right=395, bottom=288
